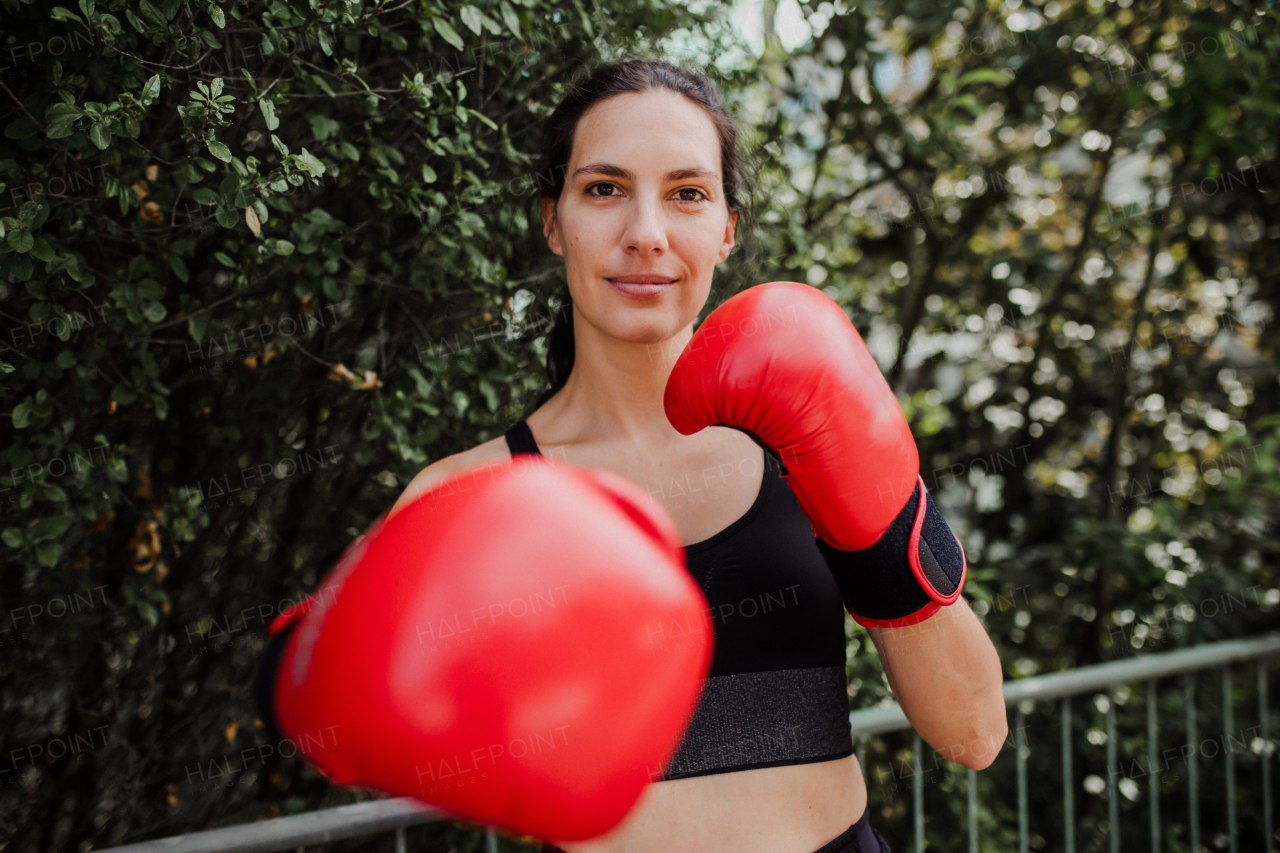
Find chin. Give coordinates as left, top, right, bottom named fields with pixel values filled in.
left=622, top=320, right=680, bottom=345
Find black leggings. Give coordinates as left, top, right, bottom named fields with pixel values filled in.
left=539, top=805, right=888, bottom=853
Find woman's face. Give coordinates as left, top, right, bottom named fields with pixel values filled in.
left=542, top=90, right=737, bottom=350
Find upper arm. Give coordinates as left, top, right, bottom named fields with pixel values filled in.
left=863, top=625, right=900, bottom=698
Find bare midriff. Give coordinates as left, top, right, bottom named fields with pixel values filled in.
left=556, top=753, right=868, bottom=853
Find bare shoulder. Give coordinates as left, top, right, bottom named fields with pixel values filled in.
left=388, top=434, right=513, bottom=518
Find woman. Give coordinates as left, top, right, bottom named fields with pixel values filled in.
left=391, top=60, right=1006, bottom=853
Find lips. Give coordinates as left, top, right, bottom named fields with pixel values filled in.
left=607, top=274, right=676, bottom=298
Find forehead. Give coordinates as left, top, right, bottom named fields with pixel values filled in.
left=569, top=90, right=723, bottom=177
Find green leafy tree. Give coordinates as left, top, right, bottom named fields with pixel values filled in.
left=0, top=0, right=742, bottom=849
left=736, top=0, right=1278, bottom=848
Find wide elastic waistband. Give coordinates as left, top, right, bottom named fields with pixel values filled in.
left=659, top=665, right=853, bottom=781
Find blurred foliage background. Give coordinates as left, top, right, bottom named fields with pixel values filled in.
left=0, top=0, right=1274, bottom=850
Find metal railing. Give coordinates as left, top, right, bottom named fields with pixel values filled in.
left=850, top=632, right=1280, bottom=853
left=100, top=633, right=1280, bottom=853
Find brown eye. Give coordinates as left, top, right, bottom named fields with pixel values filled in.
left=587, top=183, right=618, bottom=197
left=675, top=188, right=707, bottom=203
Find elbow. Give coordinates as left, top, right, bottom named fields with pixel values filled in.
left=931, top=672, right=1008, bottom=771
left=956, top=708, right=1008, bottom=771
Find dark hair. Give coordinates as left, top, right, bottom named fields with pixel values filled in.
left=531, top=59, right=750, bottom=411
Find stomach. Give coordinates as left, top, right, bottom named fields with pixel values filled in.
left=554, top=753, right=868, bottom=853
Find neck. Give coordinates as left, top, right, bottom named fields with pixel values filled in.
left=537, top=305, right=695, bottom=452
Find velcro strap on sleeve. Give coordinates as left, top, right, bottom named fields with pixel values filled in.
left=816, top=475, right=966, bottom=627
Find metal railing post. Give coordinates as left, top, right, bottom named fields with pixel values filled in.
left=1063, top=696, right=1074, bottom=853
left=1107, top=688, right=1118, bottom=853
left=1186, top=673, right=1199, bottom=853
left=1147, top=679, right=1158, bottom=853
left=487, top=825, right=498, bottom=853
left=968, top=766, right=978, bottom=853
left=1223, top=668, right=1236, bottom=853
left=1016, top=708, right=1028, bottom=853
left=1261, top=659, right=1273, bottom=853
left=913, top=732, right=924, bottom=853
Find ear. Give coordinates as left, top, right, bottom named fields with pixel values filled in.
left=542, top=197, right=564, bottom=257
left=715, top=208, right=739, bottom=265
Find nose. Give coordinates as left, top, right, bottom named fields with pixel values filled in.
left=621, top=193, right=668, bottom=257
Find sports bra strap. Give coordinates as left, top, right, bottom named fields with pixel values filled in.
left=505, top=420, right=542, bottom=456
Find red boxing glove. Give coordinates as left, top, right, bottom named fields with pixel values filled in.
left=267, top=455, right=712, bottom=841
left=664, top=281, right=965, bottom=628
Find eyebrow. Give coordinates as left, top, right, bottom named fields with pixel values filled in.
left=572, top=163, right=720, bottom=183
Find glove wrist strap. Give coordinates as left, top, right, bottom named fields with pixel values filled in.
left=816, top=476, right=966, bottom=628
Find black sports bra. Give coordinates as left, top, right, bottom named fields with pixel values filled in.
left=505, top=420, right=853, bottom=781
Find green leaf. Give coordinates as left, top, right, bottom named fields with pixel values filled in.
left=468, top=109, right=498, bottom=131
left=294, top=148, right=326, bottom=177
left=143, top=302, right=166, bottom=323
left=5, top=118, right=38, bottom=140
left=214, top=251, right=236, bottom=267
left=137, top=599, right=158, bottom=626
left=30, top=237, right=55, bottom=262
left=141, top=74, right=161, bottom=106
left=11, top=399, right=32, bottom=429
left=267, top=239, right=295, bottom=256
left=478, top=378, right=498, bottom=411
left=260, top=99, right=279, bottom=130
left=460, top=4, right=484, bottom=35
left=215, top=205, right=239, bottom=228
left=138, top=0, right=166, bottom=27
left=208, top=5, right=225, bottom=28
left=433, top=17, right=465, bottom=50
left=499, top=0, right=521, bottom=37
left=46, top=103, right=82, bottom=121
left=8, top=230, right=33, bottom=253
left=1, top=528, right=24, bottom=549
left=36, top=541, right=64, bottom=568
left=477, top=10, right=504, bottom=36
left=111, top=383, right=137, bottom=405
left=188, top=313, right=207, bottom=342
left=89, top=121, right=111, bottom=149
left=125, top=7, right=149, bottom=32
left=46, top=120, right=79, bottom=140
left=31, top=517, right=71, bottom=541
left=206, top=139, right=232, bottom=162
left=27, top=200, right=50, bottom=230
left=50, top=6, right=86, bottom=27
left=192, top=188, right=219, bottom=205
left=958, top=68, right=1012, bottom=88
